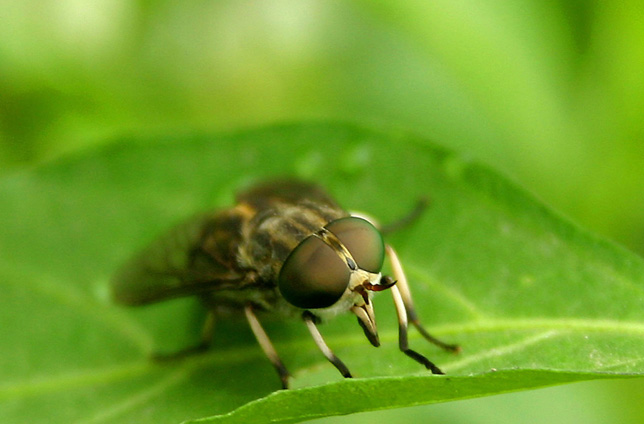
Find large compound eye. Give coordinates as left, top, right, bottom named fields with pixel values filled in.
left=326, top=217, right=385, bottom=273
left=278, top=235, right=350, bottom=309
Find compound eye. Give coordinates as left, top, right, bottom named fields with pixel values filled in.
left=278, top=235, right=350, bottom=309
left=326, top=217, right=385, bottom=273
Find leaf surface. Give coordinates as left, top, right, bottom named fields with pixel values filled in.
left=1, top=123, right=643, bottom=423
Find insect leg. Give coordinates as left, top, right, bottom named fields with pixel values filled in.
left=302, top=311, right=353, bottom=378
left=152, top=310, right=216, bottom=361
left=390, top=284, right=444, bottom=374
left=380, top=197, right=429, bottom=235
left=386, top=245, right=460, bottom=353
left=244, top=304, right=290, bottom=390
left=199, top=309, right=217, bottom=347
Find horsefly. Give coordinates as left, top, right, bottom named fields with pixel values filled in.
left=111, top=180, right=459, bottom=389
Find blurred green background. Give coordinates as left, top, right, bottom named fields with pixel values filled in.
left=2, top=0, right=643, bottom=422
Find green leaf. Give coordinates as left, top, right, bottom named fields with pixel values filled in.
left=188, top=371, right=620, bottom=424
left=1, top=122, right=642, bottom=424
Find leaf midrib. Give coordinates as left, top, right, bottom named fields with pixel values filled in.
left=3, top=315, right=642, bottom=402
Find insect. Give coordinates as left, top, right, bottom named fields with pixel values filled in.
left=111, top=180, right=458, bottom=389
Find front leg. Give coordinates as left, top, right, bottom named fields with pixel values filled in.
left=390, top=284, right=444, bottom=374
left=386, top=245, right=460, bottom=353
left=303, top=311, right=353, bottom=378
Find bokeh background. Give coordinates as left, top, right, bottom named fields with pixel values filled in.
left=2, top=1, right=643, bottom=422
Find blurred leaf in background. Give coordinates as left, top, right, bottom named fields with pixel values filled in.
left=2, top=0, right=644, bottom=423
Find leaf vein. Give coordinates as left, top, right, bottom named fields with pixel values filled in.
left=74, top=367, right=193, bottom=424
left=445, top=330, right=560, bottom=372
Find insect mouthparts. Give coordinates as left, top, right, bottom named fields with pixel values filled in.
left=364, top=277, right=397, bottom=292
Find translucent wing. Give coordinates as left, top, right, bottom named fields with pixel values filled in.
left=236, top=180, right=343, bottom=211
left=111, top=180, right=343, bottom=306
left=111, top=210, right=247, bottom=306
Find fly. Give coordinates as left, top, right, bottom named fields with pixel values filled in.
left=111, top=180, right=459, bottom=389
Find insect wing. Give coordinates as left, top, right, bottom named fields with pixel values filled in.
left=111, top=211, right=244, bottom=306
left=236, top=180, right=343, bottom=211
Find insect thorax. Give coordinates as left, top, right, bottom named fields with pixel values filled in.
left=237, top=200, right=348, bottom=285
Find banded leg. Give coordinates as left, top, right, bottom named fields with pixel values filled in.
left=152, top=309, right=216, bottom=360
left=303, top=311, right=353, bottom=378
left=386, top=245, right=460, bottom=353
left=245, top=304, right=290, bottom=389
left=390, top=284, right=444, bottom=374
